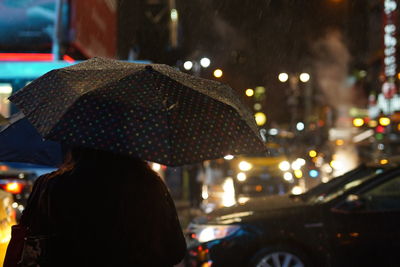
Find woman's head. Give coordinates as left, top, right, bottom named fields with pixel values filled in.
left=57, top=146, right=152, bottom=176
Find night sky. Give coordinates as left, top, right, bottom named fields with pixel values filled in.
left=119, top=0, right=370, bottom=126
left=177, top=0, right=367, bottom=125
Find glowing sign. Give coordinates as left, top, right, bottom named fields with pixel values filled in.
left=382, top=0, right=397, bottom=99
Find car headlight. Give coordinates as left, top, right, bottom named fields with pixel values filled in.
left=196, top=225, right=240, bottom=243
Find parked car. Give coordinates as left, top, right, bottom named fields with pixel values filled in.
left=0, top=189, right=17, bottom=265
left=0, top=165, right=37, bottom=220
left=185, top=165, right=400, bottom=267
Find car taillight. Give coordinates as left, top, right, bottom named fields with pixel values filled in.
left=1, top=182, right=24, bottom=194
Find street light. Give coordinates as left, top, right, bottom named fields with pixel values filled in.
left=200, top=57, right=211, bottom=68
left=278, top=72, right=289, bottom=82
left=213, top=69, right=223, bottom=78
left=183, top=61, right=193, bottom=70
left=245, top=88, right=254, bottom=97
left=278, top=72, right=312, bottom=131
left=254, top=112, right=267, bottom=126
left=183, top=58, right=211, bottom=76
left=299, top=73, right=310, bottom=83
left=296, top=122, right=305, bottom=131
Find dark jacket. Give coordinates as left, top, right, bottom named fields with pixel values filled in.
left=21, top=163, right=186, bottom=267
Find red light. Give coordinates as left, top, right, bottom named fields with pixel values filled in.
left=376, top=125, right=385, bottom=133
left=3, top=182, right=24, bottom=194
left=0, top=53, right=54, bottom=61
left=62, top=55, right=75, bottom=63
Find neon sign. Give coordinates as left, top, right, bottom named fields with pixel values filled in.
left=383, top=0, right=397, bottom=84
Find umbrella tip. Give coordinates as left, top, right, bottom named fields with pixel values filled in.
left=145, top=65, right=153, bottom=71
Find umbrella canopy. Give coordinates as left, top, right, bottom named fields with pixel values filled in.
left=0, top=112, right=63, bottom=166
left=9, top=57, right=265, bottom=166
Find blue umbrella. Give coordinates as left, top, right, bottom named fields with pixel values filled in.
left=0, top=112, right=63, bottom=167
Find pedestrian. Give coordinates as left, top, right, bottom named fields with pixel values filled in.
left=10, top=146, right=186, bottom=267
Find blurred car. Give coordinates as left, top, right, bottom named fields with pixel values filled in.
left=0, top=189, right=17, bottom=265
left=185, top=165, right=400, bottom=267
left=0, top=165, right=36, bottom=220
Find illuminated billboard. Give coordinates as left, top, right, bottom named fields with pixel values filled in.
left=0, top=0, right=68, bottom=50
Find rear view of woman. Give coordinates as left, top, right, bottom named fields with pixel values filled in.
left=14, top=147, right=186, bottom=266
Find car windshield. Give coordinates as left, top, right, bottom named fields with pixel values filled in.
left=306, top=166, right=386, bottom=204
left=298, top=165, right=367, bottom=201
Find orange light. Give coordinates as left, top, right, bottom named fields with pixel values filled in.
left=335, top=139, right=344, bottom=146
left=255, top=185, right=263, bottom=192
left=0, top=53, right=54, bottom=61
left=5, top=182, right=23, bottom=194
left=349, top=232, right=359, bottom=237
left=380, top=159, right=389, bottom=165
left=0, top=165, right=9, bottom=171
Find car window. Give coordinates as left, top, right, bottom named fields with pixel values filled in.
left=361, top=175, right=400, bottom=211
left=309, top=168, right=384, bottom=204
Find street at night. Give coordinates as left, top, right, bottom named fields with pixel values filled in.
left=0, top=0, right=399, bottom=266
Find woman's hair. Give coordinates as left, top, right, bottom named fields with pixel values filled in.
left=51, top=146, right=154, bottom=177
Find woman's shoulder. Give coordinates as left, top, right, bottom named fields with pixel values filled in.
left=32, top=169, right=71, bottom=187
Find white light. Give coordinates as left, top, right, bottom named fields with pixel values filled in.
left=291, top=186, right=303, bottom=195
left=296, top=122, right=305, bottom=131
left=151, top=163, right=161, bottom=172
left=279, top=161, right=290, bottom=171
left=283, top=172, right=293, bottom=181
left=278, top=73, right=289, bottom=82
left=12, top=202, right=18, bottom=209
left=0, top=84, right=12, bottom=94
left=224, top=155, right=234, bottom=160
left=201, top=184, right=209, bottom=200
left=352, top=129, right=374, bottom=143
left=237, top=172, right=247, bottom=182
left=197, top=225, right=240, bottom=243
left=183, top=61, right=193, bottom=70
left=322, top=163, right=333, bottom=173
left=238, top=161, right=252, bottom=171
left=299, top=73, right=310, bottom=82
left=330, top=160, right=343, bottom=170
left=291, top=161, right=302, bottom=170
left=198, top=227, right=215, bottom=243
left=222, top=177, right=236, bottom=207
left=200, top=57, right=211, bottom=68
left=170, top=9, right=178, bottom=21
left=238, top=197, right=250, bottom=204
left=268, top=128, right=278, bottom=135
left=296, top=158, right=306, bottom=166
left=321, top=177, right=330, bottom=183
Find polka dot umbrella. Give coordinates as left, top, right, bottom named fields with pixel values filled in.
left=9, top=57, right=266, bottom=166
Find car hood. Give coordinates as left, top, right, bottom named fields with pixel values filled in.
left=198, top=195, right=310, bottom=224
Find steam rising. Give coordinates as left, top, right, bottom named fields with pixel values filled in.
left=313, top=30, right=358, bottom=175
